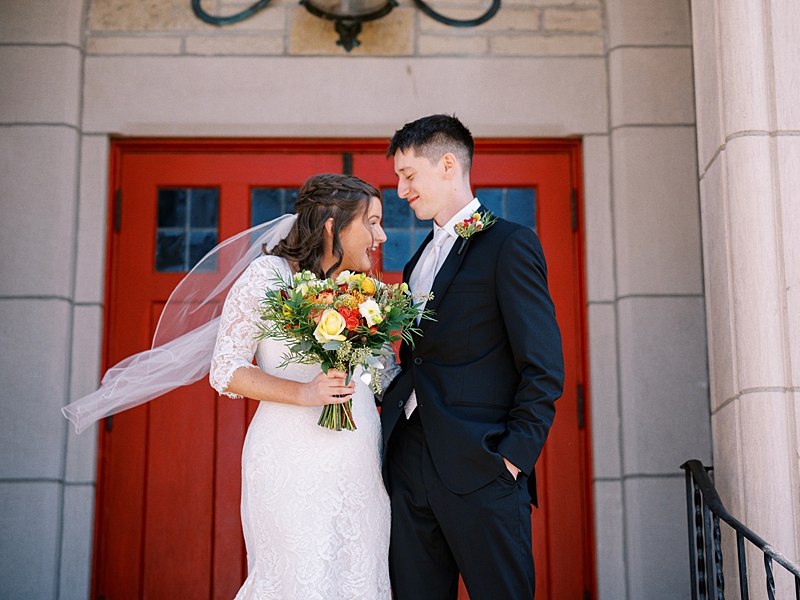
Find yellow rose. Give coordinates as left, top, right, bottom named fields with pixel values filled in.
left=360, top=277, right=376, bottom=295
left=313, top=309, right=347, bottom=343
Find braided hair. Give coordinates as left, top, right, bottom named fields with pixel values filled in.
left=268, top=174, right=380, bottom=279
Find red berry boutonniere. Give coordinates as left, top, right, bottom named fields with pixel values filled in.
left=454, top=210, right=497, bottom=254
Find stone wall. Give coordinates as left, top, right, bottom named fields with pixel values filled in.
left=85, top=0, right=603, bottom=57
left=0, top=2, right=97, bottom=599
left=691, top=0, right=800, bottom=596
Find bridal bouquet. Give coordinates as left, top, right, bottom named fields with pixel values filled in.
left=255, top=269, right=432, bottom=431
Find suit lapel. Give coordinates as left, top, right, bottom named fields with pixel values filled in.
left=422, top=237, right=469, bottom=328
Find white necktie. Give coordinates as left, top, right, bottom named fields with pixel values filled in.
left=405, top=228, right=449, bottom=418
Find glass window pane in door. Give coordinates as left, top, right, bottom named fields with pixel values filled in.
left=155, top=188, right=219, bottom=272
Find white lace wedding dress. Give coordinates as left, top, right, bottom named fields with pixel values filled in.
left=209, top=255, right=391, bottom=600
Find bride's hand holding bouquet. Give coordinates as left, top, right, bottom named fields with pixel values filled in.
left=256, top=269, right=432, bottom=431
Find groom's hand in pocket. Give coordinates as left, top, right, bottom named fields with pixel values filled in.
left=503, top=456, right=521, bottom=480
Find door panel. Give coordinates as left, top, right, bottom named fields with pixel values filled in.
left=95, top=140, right=593, bottom=600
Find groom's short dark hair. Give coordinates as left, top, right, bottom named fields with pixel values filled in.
left=387, top=114, right=474, bottom=173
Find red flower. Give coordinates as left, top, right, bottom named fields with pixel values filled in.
left=285, top=324, right=292, bottom=329
left=337, top=307, right=361, bottom=331
left=369, top=326, right=378, bottom=334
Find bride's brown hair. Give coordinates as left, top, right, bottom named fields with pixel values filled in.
left=268, top=174, right=380, bottom=279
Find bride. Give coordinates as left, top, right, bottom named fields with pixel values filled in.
left=63, top=173, right=392, bottom=599
left=209, top=173, right=390, bottom=599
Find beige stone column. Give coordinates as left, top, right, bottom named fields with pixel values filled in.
left=691, top=0, right=800, bottom=595
left=600, top=1, right=712, bottom=598
left=0, top=1, right=95, bottom=599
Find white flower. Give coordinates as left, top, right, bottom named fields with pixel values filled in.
left=358, top=299, right=383, bottom=327
left=335, top=270, right=353, bottom=286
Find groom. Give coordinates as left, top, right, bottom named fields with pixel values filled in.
left=381, top=114, right=564, bottom=599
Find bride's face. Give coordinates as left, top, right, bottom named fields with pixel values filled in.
left=337, top=196, right=386, bottom=274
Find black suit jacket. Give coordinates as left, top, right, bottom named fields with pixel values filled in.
left=381, top=214, right=564, bottom=504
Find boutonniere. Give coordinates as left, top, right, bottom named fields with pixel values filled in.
left=454, top=210, right=497, bottom=254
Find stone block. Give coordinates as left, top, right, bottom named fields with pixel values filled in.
left=65, top=423, right=99, bottom=485
left=418, top=35, right=488, bottom=56
left=588, top=303, right=620, bottom=479
left=0, top=0, right=84, bottom=45
left=492, top=34, right=603, bottom=56
left=0, top=482, right=61, bottom=599
left=0, top=126, right=79, bottom=298
left=698, top=152, right=736, bottom=407
left=186, top=34, right=284, bottom=55
left=617, top=296, right=711, bottom=475
left=415, top=0, right=493, bottom=8
left=222, top=4, right=288, bottom=32
left=770, top=0, right=800, bottom=130
left=419, top=8, right=540, bottom=32
left=710, top=400, right=743, bottom=518
left=738, top=391, right=798, bottom=563
left=289, top=7, right=413, bottom=55
left=543, top=8, right=602, bottom=32
left=75, top=135, right=110, bottom=305
left=504, top=0, right=575, bottom=5
left=58, top=484, right=96, bottom=600
left=87, top=35, right=183, bottom=54
left=609, top=47, right=695, bottom=127
left=624, top=476, right=691, bottom=600
left=65, top=305, right=103, bottom=484
left=724, top=136, right=786, bottom=389
left=0, top=299, right=71, bottom=479
left=690, top=0, right=724, bottom=172
left=0, top=46, right=81, bottom=125
left=605, top=0, right=691, bottom=48
left=777, top=137, right=800, bottom=386
left=611, top=126, right=703, bottom=296
left=89, top=0, right=214, bottom=31
left=593, top=480, right=627, bottom=600
left=717, top=0, right=771, bottom=134
left=82, top=56, right=608, bottom=137
left=582, top=135, right=614, bottom=302
left=69, top=305, right=105, bottom=403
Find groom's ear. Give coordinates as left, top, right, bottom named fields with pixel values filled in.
left=441, top=152, right=458, bottom=179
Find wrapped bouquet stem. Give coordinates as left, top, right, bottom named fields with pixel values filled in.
left=256, top=270, right=433, bottom=431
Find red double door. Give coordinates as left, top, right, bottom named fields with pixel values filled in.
left=94, top=140, right=594, bottom=599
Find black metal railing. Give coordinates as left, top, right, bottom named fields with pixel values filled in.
left=682, top=460, right=800, bottom=599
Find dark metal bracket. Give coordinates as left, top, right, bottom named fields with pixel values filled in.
left=191, top=0, right=274, bottom=26
left=411, top=0, right=501, bottom=27
left=299, top=0, right=397, bottom=51
left=191, top=0, right=501, bottom=50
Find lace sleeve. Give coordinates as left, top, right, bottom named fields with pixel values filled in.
left=209, top=255, right=288, bottom=398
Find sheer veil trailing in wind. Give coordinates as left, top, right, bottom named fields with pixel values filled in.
left=63, top=214, right=298, bottom=434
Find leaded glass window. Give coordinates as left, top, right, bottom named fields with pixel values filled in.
left=155, top=188, right=219, bottom=272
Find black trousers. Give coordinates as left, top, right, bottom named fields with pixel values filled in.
left=387, top=411, right=535, bottom=600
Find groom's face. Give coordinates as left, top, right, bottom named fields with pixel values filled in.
left=393, top=149, right=447, bottom=223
